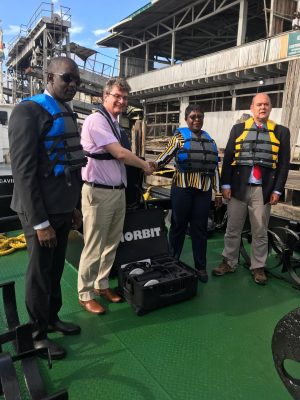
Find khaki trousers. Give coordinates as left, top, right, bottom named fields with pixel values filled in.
left=222, top=186, right=271, bottom=270
left=78, top=184, right=125, bottom=301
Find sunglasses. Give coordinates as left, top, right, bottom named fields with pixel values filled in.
left=52, top=73, right=81, bottom=86
left=189, top=115, right=204, bottom=121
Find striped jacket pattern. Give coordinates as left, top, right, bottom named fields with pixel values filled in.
left=155, top=132, right=221, bottom=192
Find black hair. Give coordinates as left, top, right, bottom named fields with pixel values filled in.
left=47, top=57, right=79, bottom=81
left=185, top=104, right=204, bottom=120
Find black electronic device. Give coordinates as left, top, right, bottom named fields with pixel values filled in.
left=115, top=208, right=198, bottom=315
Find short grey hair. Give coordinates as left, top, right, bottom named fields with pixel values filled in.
left=251, top=92, right=272, bottom=107
left=104, top=77, right=131, bottom=95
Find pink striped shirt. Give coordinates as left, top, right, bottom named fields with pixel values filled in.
left=81, top=111, right=127, bottom=186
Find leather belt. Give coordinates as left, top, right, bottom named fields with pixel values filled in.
left=85, top=181, right=125, bottom=190
left=247, top=183, right=262, bottom=187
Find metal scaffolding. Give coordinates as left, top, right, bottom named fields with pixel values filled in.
left=5, top=2, right=72, bottom=101
left=3, top=2, right=117, bottom=108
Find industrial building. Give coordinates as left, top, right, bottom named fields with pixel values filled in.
left=98, top=0, right=300, bottom=157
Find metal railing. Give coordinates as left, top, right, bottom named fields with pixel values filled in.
left=69, top=51, right=119, bottom=78
left=7, top=2, right=71, bottom=53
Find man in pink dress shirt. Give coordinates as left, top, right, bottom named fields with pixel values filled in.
left=78, top=77, right=153, bottom=314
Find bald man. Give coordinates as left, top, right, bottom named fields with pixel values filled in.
left=9, top=57, right=86, bottom=359
left=212, top=93, right=290, bottom=285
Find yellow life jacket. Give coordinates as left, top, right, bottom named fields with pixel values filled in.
left=231, top=117, right=280, bottom=169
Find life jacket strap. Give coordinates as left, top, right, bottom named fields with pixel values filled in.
left=236, top=148, right=278, bottom=156
left=183, top=159, right=218, bottom=165
left=184, top=137, right=215, bottom=143
left=233, top=156, right=278, bottom=163
left=66, top=145, right=84, bottom=152
left=236, top=139, right=279, bottom=147
left=43, top=131, right=79, bottom=141
left=84, top=151, right=115, bottom=160
left=183, top=149, right=218, bottom=155
left=244, top=127, right=275, bottom=134
left=52, top=111, right=76, bottom=120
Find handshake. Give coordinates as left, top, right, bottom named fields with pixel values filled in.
left=143, top=161, right=157, bottom=176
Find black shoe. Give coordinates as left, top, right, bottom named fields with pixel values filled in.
left=33, top=337, right=66, bottom=360
left=197, top=270, right=208, bottom=283
left=48, top=320, right=81, bottom=335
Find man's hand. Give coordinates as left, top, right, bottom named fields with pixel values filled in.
left=148, top=161, right=157, bottom=172
left=222, top=188, right=231, bottom=200
left=72, top=208, right=83, bottom=230
left=143, top=161, right=155, bottom=176
left=36, top=226, right=57, bottom=248
left=269, top=192, right=280, bottom=205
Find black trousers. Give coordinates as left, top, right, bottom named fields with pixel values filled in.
left=169, top=185, right=212, bottom=270
left=19, top=212, right=72, bottom=340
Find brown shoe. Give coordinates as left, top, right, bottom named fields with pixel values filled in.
left=79, top=299, right=106, bottom=314
left=212, top=260, right=236, bottom=276
left=94, top=288, right=122, bottom=303
left=252, top=268, right=267, bottom=285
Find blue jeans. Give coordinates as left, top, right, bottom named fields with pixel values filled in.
left=169, top=185, right=212, bottom=270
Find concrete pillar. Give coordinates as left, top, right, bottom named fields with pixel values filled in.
left=171, top=31, right=176, bottom=66
left=118, top=42, right=124, bottom=77
left=0, top=61, right=3, bottom=103
left=42, top=29, right=48, bottom=91
left=65, top=32, right=70, bottom=57
left=179, top=96, right=189, bottom=126
left=268, top=0, right=275, bottom=37
left=237, top=0, right=248, bottom=46
left=145, top=42, right=149, bottom=72
left=231, top=91, right=237, bottom=111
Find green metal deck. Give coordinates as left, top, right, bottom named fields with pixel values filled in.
left=0, top=232, right=299, bottom=400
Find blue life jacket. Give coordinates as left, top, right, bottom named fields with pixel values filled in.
left=175, top=127, right=218, bottom=175
left=22, top=94, right=86, bottom=177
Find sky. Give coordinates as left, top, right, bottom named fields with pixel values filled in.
left=0, top=0, right=149, bottom=67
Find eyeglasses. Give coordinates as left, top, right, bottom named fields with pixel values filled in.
left=189, top=115, right=204, bottom=121
left=108, top=93, right=129, bottom=102
left=53, top=73, right=81, bottom=86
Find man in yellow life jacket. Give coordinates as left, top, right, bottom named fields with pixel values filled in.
left=212, top=93, right=290, bottom=285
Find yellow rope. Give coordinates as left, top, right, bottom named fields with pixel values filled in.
left=143, top=183, right=172, bottom=201
left=143, top=168, right=174, bottom=200
left=0, top=233, right=27, bottom=256
left=152, top=169, right=174, bottom=176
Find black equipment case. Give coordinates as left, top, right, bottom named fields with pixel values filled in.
left=114, top=208, right=198, bottom=315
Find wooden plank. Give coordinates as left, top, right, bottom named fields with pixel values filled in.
left=285, top=171, right=300, bottom=190
left=281, top=59, right=300, bottom=151
left=271, top=202, right=300, bottom=222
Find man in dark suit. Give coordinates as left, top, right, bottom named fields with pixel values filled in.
left=9, top=57, right=86, bottom=359
left=212, top=93, right=290, bottom=285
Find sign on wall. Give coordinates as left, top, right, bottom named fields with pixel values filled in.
left=287, top=32, right=300, bottom=57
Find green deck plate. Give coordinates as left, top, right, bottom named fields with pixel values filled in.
left=0, top=232, right=299, bottom=399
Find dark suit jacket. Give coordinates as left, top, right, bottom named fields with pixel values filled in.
left=8, top=101, right=82, bottom=227
left=221, top=121, right=290, bottom=204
